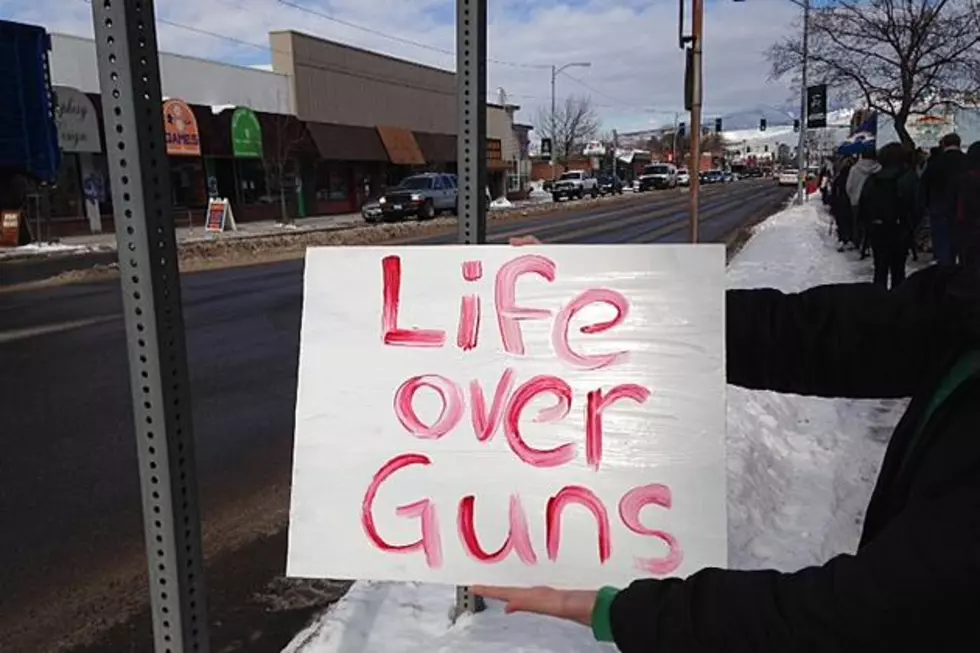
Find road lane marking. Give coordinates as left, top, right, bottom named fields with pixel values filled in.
left=0, top=314, right=120, bottom=344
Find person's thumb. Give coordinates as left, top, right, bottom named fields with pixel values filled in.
left=509, top=235, right=541, bottom=246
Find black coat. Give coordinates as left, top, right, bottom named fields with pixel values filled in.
left=921, top=148, right=967, bottom=211
left=610, top=264, right=980, bottom=653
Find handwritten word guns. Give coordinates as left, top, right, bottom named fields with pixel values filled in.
left=364, top=253, right=682, bottom=575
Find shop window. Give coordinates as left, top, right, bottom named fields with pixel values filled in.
left=50, top=154, right=82, bottom=218
left=170, top=158, right=206, bottom=208
left=315, top=162, right=350, bottom=202
left=236, top=158, right=269, bottom=205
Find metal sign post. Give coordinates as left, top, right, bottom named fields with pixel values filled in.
left=452, top=0, right=488, bottom=620
left=91, top=2, right=210, bottom=652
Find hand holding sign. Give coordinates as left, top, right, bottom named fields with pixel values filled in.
left=288, top=245, right=727, bottom=590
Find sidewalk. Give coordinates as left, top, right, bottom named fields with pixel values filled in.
left=280, top=198, right=898, bottom=653
left=0, top=212, right=366, bottom=261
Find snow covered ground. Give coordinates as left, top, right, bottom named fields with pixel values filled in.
left=0, top=241, right=105, bottom=259
left=283, top=200, right=902, bottom=653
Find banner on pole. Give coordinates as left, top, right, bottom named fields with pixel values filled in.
left=287, top=245, right=729, bottom=589
left=806, top=84, right=827, bottom=129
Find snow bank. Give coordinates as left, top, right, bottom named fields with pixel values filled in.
left=0, top=241, right=99, bottom=259
left=284, top=200, right=898, bottom=653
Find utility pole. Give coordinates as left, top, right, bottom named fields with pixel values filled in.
left=549, top=61, right=591, bottom=181
left=612, top=129, right=618, bottom=178
left=689, top=0, right=704, bottom=243
left=796, top=0, right=810, bottom=205
left=672, top=111, right=679, bottom=165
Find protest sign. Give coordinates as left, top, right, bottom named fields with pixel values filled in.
left=287, top=245, right=728, bottom=589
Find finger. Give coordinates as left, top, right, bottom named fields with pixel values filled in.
left=471, top=585, right=524, bottom=602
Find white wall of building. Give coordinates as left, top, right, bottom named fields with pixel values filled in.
left=49, top=33, right=293, bottom=114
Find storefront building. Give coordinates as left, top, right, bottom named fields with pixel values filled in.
left=42, top=30, right=533, bottom=235
left=49, top=85, right=109, bottom=235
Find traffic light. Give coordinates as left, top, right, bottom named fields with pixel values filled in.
left=715, top=117, right=723, bottom=133
left=759, top=118, right=767, bottom=131
left=678, top=122, right=686, bottom=137
left=793, top=119, right=800, bottom=132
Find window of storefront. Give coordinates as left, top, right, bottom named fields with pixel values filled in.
left=170, top=158, right=206, bottom=208
left=50, top=154, right=83, bottom=219
left=315, top=161, right=350, bottom=202
left=236, top=158, right=268, bottom=205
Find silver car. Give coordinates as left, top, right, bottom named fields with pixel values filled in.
left=378, top=173, right=457, bottom=221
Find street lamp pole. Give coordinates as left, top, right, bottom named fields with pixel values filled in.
left=550, top=61, right=592, bottom=179
left=796, top=0, right=810, bottom=205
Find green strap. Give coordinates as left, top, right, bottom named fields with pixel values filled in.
left=591, top=586, right=619, bottom=642
left=897, top=349, right=980, bottom=478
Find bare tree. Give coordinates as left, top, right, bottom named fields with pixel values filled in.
left=535, top=95, right=601, bottom=165
left=263, top=113, right=307, bottom=226
left=767, top=0, right=980, bottom=146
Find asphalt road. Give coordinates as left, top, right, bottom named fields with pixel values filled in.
left=0, top=179, right=793, bottom=652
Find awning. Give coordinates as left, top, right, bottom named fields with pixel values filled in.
left=414, top=131, right=457, bottom=163
left=306, top=122, right=387, bottom=162
left=377, top=126, right=426, bottom=166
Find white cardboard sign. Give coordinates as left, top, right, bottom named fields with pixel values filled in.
left=288, top=245, right=728, bottom=589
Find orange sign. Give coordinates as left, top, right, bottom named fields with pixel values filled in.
left=163, top=99, right=201, bottom=156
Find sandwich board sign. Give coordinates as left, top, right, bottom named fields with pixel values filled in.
left=287, top=245, right=727, bottom=589
left=205, top=198, right=237, bottom=233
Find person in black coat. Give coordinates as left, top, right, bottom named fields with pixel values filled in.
left=481, top=240, right=980, bottom=653
left=831, top=156, right=855, bottom=249
left=921, top=134, right=967, bottom=264
left=858, top=143, right=922, bottom=288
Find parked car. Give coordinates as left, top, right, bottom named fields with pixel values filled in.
left=362, top=197, right=383, bottom=223
left=677, top=168, right=691, bottom=186
left=377, top=173, right=456, bottom=220
left=444, top=173, right=493, bottom=210
left=597, top=174, right=624, bottom=196
left=637, top=163, right=677, bottom=191
left=552, top=170, right=599, bottom=201
left=700, top=169, right=724, bottom=184
left=777, top=169, right=800, bottom=186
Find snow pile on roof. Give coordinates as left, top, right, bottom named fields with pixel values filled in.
left=283, top=201, right=896, bottom=653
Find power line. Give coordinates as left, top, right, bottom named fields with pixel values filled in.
left=77, top=0, right=657, bottom=116
left=275, top=0, right=548, bottom=70
left=559, top=70, right=660, bottom=113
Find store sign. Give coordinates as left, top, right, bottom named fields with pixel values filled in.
left=287, top=246, right=728, bottom=589
left=231, top=107, right=263, bottom=158
left=163, top=99, right=201, bottom=156
left=53, top=86, right=101, bottom=153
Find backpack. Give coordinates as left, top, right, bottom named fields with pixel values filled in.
left=868, top=173, right=909, bottom=229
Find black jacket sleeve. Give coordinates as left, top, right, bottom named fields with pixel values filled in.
left=608, top=384, right=980, bottom=653
left=726, top=264, right=965, bottom=399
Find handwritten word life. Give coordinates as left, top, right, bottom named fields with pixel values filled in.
left=361, top=254, right=683, bottom=575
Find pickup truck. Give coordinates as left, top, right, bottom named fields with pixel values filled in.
left=551, top=170, right=599, bottom=201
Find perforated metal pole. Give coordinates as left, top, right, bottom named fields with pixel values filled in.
left=453, top=0, right=488, bottom=620
left=91, top=2, right=210, bottom=651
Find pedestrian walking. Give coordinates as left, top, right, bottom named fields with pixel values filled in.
left=831, top=156, right=855, bottom=249
left=487, top=234, right=980, bottom=653
left=921, top=134, right=967, bottom=265
left=846, top=149, right=881, bottom=258
left=858, top=143, right=921, bottom=288
left=955, top=141, right=980, bottom=266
